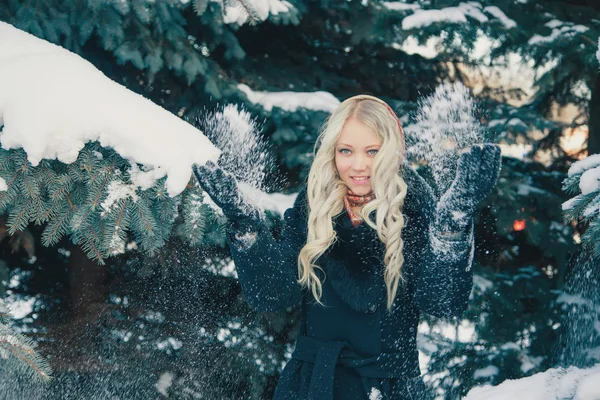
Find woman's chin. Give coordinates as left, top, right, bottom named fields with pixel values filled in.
left=347, top=185, right=372, bottom=195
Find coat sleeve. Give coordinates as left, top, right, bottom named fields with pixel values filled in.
left=225, top=187, right=308, bottom=313
left=404, top=167, right=475, bottom=318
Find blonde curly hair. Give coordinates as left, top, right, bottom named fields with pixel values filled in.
left=298, top=95, right=408, bottom=310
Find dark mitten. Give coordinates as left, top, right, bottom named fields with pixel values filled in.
left=435, top=144, right=502, bottom=233
left=192, top=161, right=259, bottom=232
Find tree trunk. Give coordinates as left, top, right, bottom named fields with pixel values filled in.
left=68, top=244, right=108, bottom=319
left=587, top=72, right=600, bottom=155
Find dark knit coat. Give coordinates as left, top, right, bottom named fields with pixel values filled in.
left=226, top=166, right=475, bottom=400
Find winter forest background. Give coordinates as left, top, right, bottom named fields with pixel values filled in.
left=1, top=0, right=600, bottom=399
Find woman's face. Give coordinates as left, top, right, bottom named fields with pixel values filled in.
left=335, top=117, right=382, bottom=195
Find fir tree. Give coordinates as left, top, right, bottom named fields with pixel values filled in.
left=376, top=0, right=600, bottom=157
left=556, top=153, right=600, bottom=368
left=562, top=154, right=600, bottom=259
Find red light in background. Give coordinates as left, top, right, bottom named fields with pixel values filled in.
left=513, top=219, right=526, bottom=231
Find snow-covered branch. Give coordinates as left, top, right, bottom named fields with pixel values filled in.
left=0, top=21, right=220, bottom=198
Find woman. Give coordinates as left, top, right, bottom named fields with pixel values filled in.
left=194, top=95, right=501, bottom=399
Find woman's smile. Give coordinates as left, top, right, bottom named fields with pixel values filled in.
left=351, top=176, right=370, bottom=184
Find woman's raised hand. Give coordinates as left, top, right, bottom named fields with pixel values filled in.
left=192, top=161, right=256, bottom=223
left=435, top=144, right=502, bottom=233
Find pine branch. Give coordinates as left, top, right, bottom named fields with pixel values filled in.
left=0, top=173, right=20, bottom=214
left=49, top=173, right=74, bottom=203
left=236, top=0, right=261, bottom=25
left=0, top=299, right=52, bottom=382
left=159, top=198, right=171, bottom=235
left=562, top=191, right=598, bottom=222
left=0, top=139, right=199, bottom=259
left=71, top=218, right=106, bottom=264
left=131, top=0, right=153, bottom=24
left=33, top=198, right=55, bottom=226
left=562, top=154, right=600, bottom=254
left=17, top=169, right=40, bottom=199
left=582, top=218, right=600, bottom=260
left=177, top=185, right=208, bottom=245
left=86, top=168, right=115, bottom=208
left=101, top=198, right=131, bottom=256
left=7, top=197, right=33, bottom=235
left=0, top=327, right=52, bottom=382
left=70, top=203, right=95, bottom=232
left=0, top=149, right=22, bottom=213
left=150, top=182, right=179, bottom=239
left=0, top=149, right=14, bottom=171
left=130, top=196, right=161, bottom=253
left=192, top=0, right=210, bottom=16
left=562, top=173, right=581, bottom=195
left=41, top=202, right=74, bottom=247
left=67, top=161, right=86, bottom=183
left=0, top=299, right=10, bottom=324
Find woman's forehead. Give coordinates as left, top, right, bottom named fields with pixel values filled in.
left=337, top=118, right=382, bottom=146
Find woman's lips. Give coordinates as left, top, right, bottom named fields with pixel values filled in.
left=351, top=176, right=370, bottom=184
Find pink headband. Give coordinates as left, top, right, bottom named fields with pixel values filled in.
left=381, top=102, right=404, bottom=137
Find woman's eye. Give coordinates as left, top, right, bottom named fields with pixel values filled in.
left=368, top=149, right=379, bottom=155
left=339, top=149, right=351, bottom=154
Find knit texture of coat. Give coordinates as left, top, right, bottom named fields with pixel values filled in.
left=225, top=165, right=475, bottom=400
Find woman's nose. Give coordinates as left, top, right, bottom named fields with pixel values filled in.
left=352, top=155, right=369, bottom=171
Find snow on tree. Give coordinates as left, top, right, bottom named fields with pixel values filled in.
left=558, top=154, right=600, bottom=371
left=207, top=0, right=301, bottom=26
left=562, top=154, right=600, bottom=258
left=465, top=364, right=600, bottom=400
left=0, top=0, right=301, bottom=89
left=0, top=22, right=220, bottom=196
left=382, top=0, right=600, bottom=157
left=237, top=83, right=340, bottom=113
left=0, top=21, right=222, bottom=262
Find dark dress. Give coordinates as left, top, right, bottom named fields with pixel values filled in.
left=225, top=165, right=475, bottom=400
